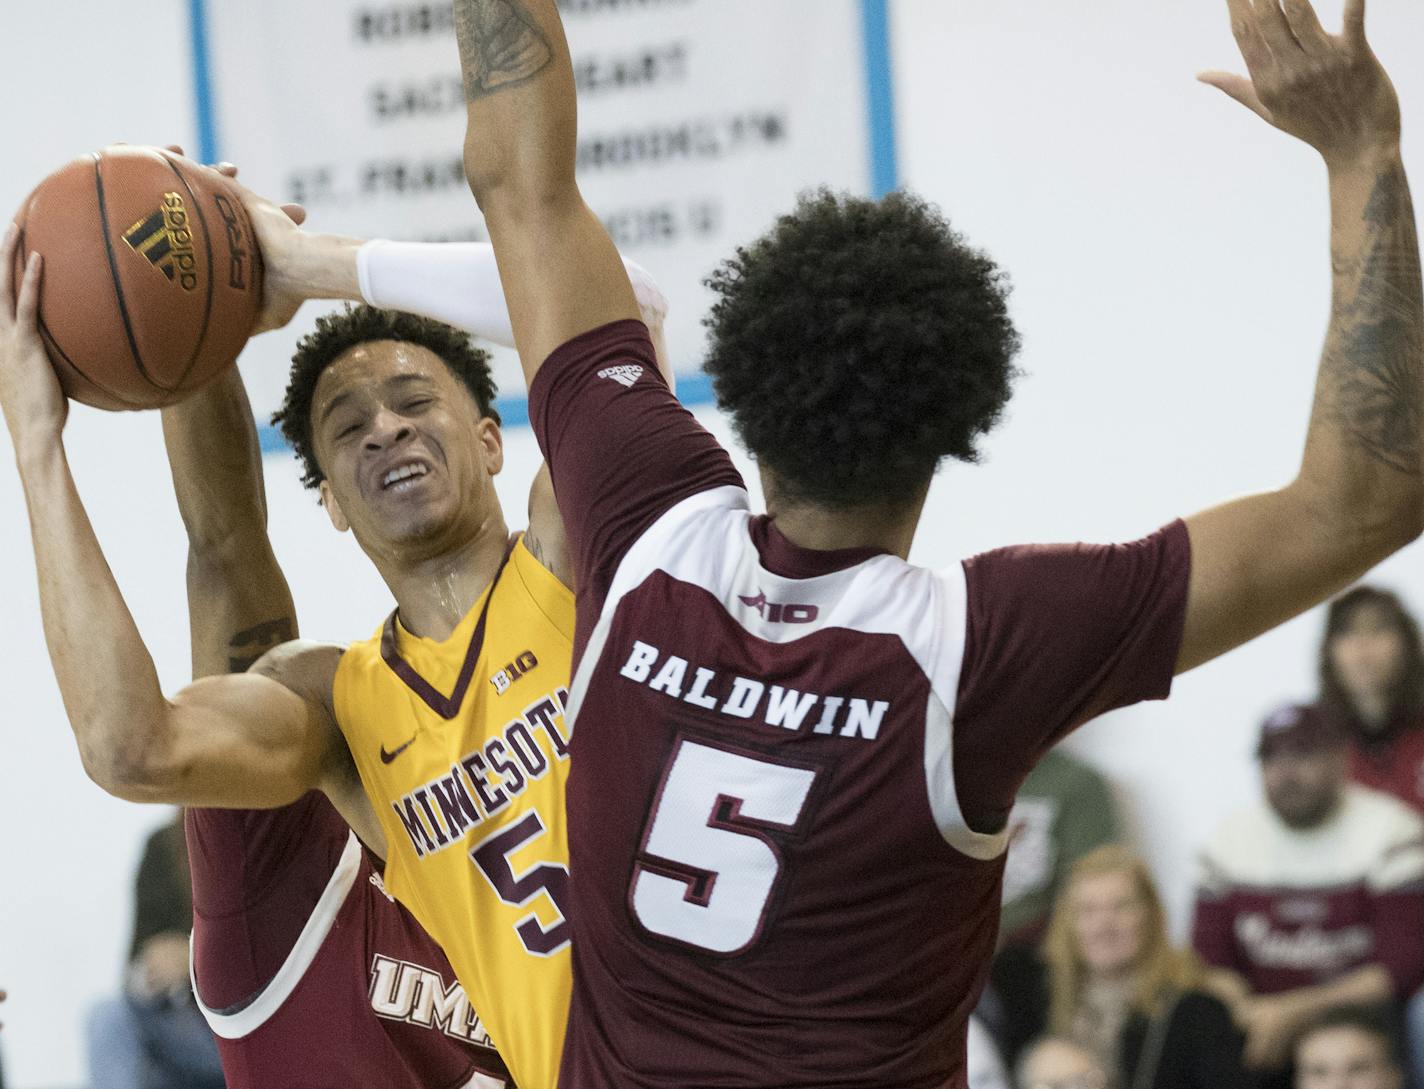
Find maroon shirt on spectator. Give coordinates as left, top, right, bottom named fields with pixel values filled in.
left=529, top=320, right=1191, bottom=1089
left=186, top=796, right=509, bottom=1089
left=1349, top=712, right=1424, bottom=815
left=1191, top=783, right=1424, bottom=997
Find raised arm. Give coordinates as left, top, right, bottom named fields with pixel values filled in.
left=1179, top=0, right=1424, bottom=672
left=0, top=226, right=345, bottom=809
left=454, top=0, right=640, bottom=378
left=162, top=369, right=298, bottom=679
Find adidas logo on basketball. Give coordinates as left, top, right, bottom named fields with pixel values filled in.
left=598, top=364, right=644, bottom=388
left=122, top=192, right=199, bottom=292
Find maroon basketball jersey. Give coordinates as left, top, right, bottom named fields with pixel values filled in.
left=186, top=797, right=509, bottom=1089
left=529, top=321, right=1190, bottom=1088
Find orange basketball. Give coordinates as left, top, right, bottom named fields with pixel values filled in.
left=11, top=145, right=263, bottom=410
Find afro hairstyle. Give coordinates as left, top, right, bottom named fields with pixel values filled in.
left=703, top=188, right=1021, bottom=509
left=272, top=305, right=500, bottom=491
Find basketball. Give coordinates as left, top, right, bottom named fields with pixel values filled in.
left=11, top=145, right=263, bottom=410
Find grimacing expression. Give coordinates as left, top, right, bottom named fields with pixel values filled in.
left=310, top=341, right=502, bottom=558
left=1297, top=1026, right=1402, bottom=1089
left=1261, top=747, right=1345, bottom=829
left=1329, top=603, right=1408, bottom=706
left=1069, top=869, right=1148, bottom=978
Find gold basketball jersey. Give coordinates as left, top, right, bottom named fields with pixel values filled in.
left=334, top=536, right=574, bottom=1089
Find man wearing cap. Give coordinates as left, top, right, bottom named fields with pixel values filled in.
left=1192, top=704, right=1424, bottom=1087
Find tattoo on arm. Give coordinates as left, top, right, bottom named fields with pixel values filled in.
left=522, top=530, right=549, bottom=569
left=454, top=0, right=553, bottom=101
left=228, top=617, right=296, bottom=674
left=1323, top=163, right=1424, bottom=477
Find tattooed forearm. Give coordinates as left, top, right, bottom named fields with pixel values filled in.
left=454, top=0, right=553, bottom=101
left=1322, top=162, right=1424, bottom=477
left=228, top=617, right=296, bottom=674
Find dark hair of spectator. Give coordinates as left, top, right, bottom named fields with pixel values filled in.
left=701, top=188, right=1022, bottom=510
left=272, top=305, right=500, bottom=491
left=1319, top=586, right=1424, bottom=726
left=1294, top=1004, right=1402, bottom=1066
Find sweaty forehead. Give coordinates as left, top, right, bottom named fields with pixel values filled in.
left=313, top=339, right=457, bottom=414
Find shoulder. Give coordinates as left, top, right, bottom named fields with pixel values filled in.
left=1199, top=804, right=1273, bottom=874
left=1344, top=782, right=1424, bottom=832
left=251, top=640, right=344, bottom=707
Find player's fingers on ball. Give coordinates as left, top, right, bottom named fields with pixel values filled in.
left=0, top=224, right=18, bottom=320
left=16, top=253, right=42, bottom=326
left=215, top=162, right=238, bottom=178
left=166, top=144, right=186, bottom=157
left=281, top=203, right=307, bottom=226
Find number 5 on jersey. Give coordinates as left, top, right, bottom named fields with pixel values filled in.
left=472, top=811, right=571, bottom=956
left=631, top=738, right=819, bottom=955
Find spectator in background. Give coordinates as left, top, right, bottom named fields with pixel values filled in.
left=87, top=813, right=224, bottom=1089
left=1002, top=747, right=1125, bottom=950
left=982, top=747, right=1124, bottom=1052
left=1193, top=704, right=1424, bottom=1088
left=1318, top=588, right=1424, bottom=1088
left=996, top=846, right=1248, bottom=1088
left=1294, top=1006, right=1404, bottom=1089
left=1016, top=1037, right=1110, bottom=1089
left=1319, top=586, right=1424, bottom=815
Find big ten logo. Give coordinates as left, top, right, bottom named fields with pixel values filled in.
left=368, top=955, right=492, bottom=1045
left=491, top=650, right=538, bottom=695
left=211, top=192, right=251, bottom=290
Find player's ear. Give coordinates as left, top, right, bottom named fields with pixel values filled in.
left=478, top=416, right=504, bottom=478
left=319, top=480, right=350, bottom=533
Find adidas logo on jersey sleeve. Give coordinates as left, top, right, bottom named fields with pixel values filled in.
left=597, top=364, right=644, bottom=388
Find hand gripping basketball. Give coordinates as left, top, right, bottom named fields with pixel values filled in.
left=9, top=145, right=266, bottom=411
left=0, top=224, right=66, bottom=450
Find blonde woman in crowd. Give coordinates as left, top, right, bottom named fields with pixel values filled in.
left=1026, top=846, right=1249, bottom=1089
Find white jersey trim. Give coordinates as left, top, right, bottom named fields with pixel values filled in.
left=569, top=485, right=1008, bottom=859
left=462, top=1073, right=508, bottom=1089
left=190, top=830, right=363, bottom=1040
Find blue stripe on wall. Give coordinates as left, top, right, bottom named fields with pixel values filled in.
left=860, top=0, right=900, bottom=198
left=187, top=0, right=221, bottom=165
left=196, top=2, right=895, bottom=451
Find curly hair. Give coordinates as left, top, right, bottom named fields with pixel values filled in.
left=272, top=305, right=500, bottom=490
left=702, top=189, right=1021, bottom=508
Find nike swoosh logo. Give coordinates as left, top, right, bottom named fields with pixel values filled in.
left=379, top=736, right=418, bottom=765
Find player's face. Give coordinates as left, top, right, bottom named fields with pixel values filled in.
left=1261, top=747, right=1345, bottom=829
left=1296, top=1027, right=1401, bottom=1089
left=311, top=341, right=503, bottom=560
left=1068, top=869, right=1148, bottom=978
left=1329, top=604, right=1408, bottom=710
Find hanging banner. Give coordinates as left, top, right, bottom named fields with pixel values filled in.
left=204, top=0, right=875, bottom=422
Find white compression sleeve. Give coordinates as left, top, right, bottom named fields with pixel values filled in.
left=357, top=240, right=668, bottom=348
